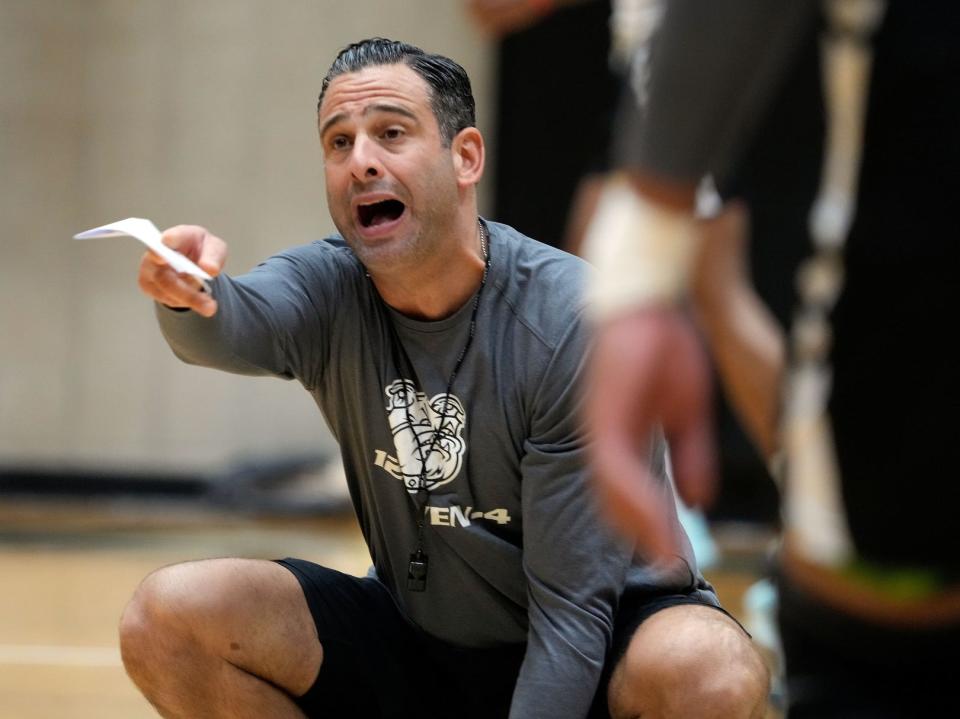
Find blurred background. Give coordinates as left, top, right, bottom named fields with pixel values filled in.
left=0, top=1, right=777, bottom=716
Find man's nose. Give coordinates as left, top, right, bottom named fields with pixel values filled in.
left=350, top=135, right=384, bottom=182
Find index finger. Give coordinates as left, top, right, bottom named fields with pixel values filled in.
left=161, top=224, right=227, bottom=277
left=160, top=224, right=207, bottom=255
left=196, top=235, right=227, bottom=277
left=142, top=224, right=207, bottom=267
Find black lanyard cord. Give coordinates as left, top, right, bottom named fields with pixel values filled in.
left=381, top=219, right=490, bottom=591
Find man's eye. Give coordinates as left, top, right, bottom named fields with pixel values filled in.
left=330, top=136, right=350, bottom=151
left=383, top=128, right=403, bottom=141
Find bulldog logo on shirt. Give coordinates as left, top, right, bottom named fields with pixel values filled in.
left=379, top=379, right=466, bottom=493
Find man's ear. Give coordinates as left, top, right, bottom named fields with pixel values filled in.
left=451, top=127, right=485, bottom=187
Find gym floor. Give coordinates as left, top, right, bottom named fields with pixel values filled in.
left=0, top=499, right=778, bottom=718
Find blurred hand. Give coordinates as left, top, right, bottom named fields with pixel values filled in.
left=466, top=0, right=555, bottom=38
left=587, top=306, right=717, bottom=560
left=137, top=225, right=227, bottom=317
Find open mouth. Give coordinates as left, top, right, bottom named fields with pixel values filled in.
left=357, top=199, right=405, bottom=228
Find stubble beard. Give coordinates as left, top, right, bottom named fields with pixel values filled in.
left=331, top=198, right=457, bottom=278
left=338, top=215, right=433, bottom=275
left=329, top=160, right=461, bottom=275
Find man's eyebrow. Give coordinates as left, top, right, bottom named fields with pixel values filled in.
left=319, top=104, right=418, bottom=139
left=365, top=103, right=418, bottom=122
left=319, top=112, right=347, bottom=140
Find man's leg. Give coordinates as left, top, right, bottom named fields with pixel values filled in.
left=607, top=604, right=769, bottom=719
left=118, top=558, right=322, bottom=719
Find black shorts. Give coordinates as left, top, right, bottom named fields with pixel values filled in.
left=278, top=558, right=735, bottom=719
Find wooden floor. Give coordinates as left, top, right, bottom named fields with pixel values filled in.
left=0, top=499, right=777, bottom=718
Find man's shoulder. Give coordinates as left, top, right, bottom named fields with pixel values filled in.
left=259, top=234, right=366, bottom=287
left=486, top=220, right=590, bottom=351
left=487, top=221, right=588, bottom=291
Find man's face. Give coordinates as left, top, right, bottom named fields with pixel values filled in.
left=318, top=63, right=460, bottom=273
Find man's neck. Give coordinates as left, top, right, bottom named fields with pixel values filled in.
left=372, top=218, right=486, bottom=321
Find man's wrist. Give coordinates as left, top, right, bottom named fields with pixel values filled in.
left=582, top=174, right=699, bottom=321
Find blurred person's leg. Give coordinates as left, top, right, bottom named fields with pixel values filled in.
left=563, top=172, right=609, bottom=257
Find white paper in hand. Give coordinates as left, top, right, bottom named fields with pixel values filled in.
left=73, top=217, right=212, bottom=290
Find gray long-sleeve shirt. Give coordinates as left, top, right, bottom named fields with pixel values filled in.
left=156, top=221, right=707, bottom=718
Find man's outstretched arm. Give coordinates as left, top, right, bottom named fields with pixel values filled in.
left=139, top=225, right=331, bottom=385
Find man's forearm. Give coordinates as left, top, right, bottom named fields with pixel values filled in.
left=156, top=275, right=293, bottom=380
left=508, top=647, right=606, bottom=719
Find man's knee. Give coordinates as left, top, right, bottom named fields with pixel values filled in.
left=119, top=560, right=250, bottom=678
left=609, top=604, right=770, bottom=719
left=118, top=557, right=321, bottom=698
left=119, top=561, right=204, bottom=679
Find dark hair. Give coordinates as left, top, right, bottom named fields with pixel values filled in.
left=318, top=38, right=476, bottom=146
